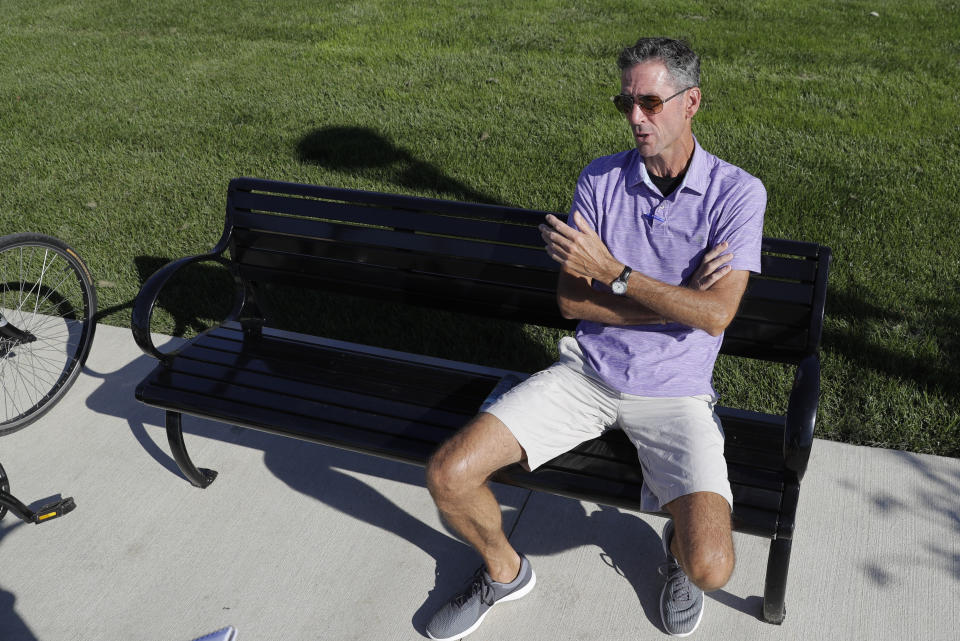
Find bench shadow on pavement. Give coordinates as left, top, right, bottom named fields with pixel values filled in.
left=81, top=348, right=765, bottom=636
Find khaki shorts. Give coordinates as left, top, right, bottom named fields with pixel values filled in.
left=485, top=337, right=732, bottom=512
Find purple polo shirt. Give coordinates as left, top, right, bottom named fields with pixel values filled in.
left=570, top=138, right=766, bottom=397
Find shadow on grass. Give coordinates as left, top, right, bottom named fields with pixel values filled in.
left=296, top=126, right=509, bottom=206
left=823, top=286, right=960, bottom=401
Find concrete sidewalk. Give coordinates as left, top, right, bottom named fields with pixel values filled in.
left=1, top=323, right=957, bottom=641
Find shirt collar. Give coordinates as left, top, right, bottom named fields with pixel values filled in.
left=630, top=135, right=708, bottom=196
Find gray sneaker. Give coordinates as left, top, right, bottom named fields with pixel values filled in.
left=660, top=520, right=704, bottom=637
left=426, top=555, right=536, bottom=641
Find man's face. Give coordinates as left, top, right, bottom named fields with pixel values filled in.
left=619, top=61, right=699, bottom=167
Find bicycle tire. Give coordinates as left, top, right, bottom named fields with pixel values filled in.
left=0, top=233, right=97, bottom=436
left=0, top=461, right=8, bottom=520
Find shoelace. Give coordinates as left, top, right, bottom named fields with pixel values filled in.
left=452, top=569, right=495, bottom=608
left=658, top=561, right=692, bottom=604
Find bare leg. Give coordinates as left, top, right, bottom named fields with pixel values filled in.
left=664, top=491, right=735, bottom=591
left=426, top=412, right=526, bottom=583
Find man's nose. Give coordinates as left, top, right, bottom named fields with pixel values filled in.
left=628, top=103, right=648, bottom=124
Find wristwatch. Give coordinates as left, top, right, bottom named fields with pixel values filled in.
left=611, top=265, right=632, bottom=295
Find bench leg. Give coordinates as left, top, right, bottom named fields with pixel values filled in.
left=762, top=536, right=791, bottom=624
left=166, top=411, right=218, bottom=488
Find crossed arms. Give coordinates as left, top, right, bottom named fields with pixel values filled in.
left=540, top=211, right=750, bottom=337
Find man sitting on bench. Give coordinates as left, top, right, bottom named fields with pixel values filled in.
left=425, top=37, right=766, bottom=639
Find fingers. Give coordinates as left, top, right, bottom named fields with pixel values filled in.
left=694, top=264, right=732, bottom=290
left=543, top=214, right=570, bottom=236
left=571, top=210, right=591, bottom=233
left=701, top=241, right=730, bottom=263
left=698, top=242, right=734, bottom=277
left=543, top=212, right=591, bottom=240
left=704, top=251, right=734, bottom=272
left=689, top=242, right=735, bottom=291
left=540, top=216, right=569, bottom=265
left=539, top=213, right=581, bottom=263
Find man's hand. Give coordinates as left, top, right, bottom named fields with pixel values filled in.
left=547, top=211, right=740, bottom=331
left=688, top=242, right=733, bottom=291
left=539, top=211, right=622, bottom=285
left=541, top=211, right=734, bottom=291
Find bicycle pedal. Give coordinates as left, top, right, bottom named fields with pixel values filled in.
left=32, top=497, right=76, bottom=523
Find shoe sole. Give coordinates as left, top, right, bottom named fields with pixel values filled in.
left=426, top=569, right=537, bottom=641
left=659, top=581, right=704, bottom=638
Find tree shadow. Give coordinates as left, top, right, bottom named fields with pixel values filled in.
left=861, top=450, right=960, bottom=585
left=834, top=448, right=960, bottom=589
left=823, top=286, right=960, bottom=402
left=296, top=126, right=509, bottom=206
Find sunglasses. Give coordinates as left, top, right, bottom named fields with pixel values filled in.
left=611, top=87, right=695, bottom=115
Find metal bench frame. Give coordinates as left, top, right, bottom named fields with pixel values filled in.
left=132, top=177, right=831, bottom=624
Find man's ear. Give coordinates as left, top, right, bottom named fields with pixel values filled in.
left=686, top=87, right=702, bottom=119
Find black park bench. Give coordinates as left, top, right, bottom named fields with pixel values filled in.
left=131, top=177, right=831, bottom=625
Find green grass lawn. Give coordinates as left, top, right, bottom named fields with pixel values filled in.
left=1, top=0, right=957, bottom=456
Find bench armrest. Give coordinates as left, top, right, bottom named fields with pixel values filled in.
left=131, top=251, right=234, bottom=362
left=783, top=353, right=820, bottom=480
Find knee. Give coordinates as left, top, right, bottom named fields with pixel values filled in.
left=425, top=446, right=474, bottom=505
left=684, top=546, right=735, bottom=592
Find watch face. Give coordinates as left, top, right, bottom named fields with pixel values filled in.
left=612, top=280, right=627, bottom=295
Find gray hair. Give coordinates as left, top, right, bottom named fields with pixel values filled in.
left=617, top=37, right=700, bottom=90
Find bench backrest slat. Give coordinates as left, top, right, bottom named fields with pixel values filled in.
left=230, top=210, right=557, bottom=271
left=232, top=229, right=560, bottom=293
left=225, top=178, right=830, bottom=364
left=232, top=191, right=547, bottom=247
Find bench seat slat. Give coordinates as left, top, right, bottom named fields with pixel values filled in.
left=181, top=342, right=490, bottom=410
left=730, top=504, right=782, bottom=538
left=153, top=370, right=457, bottom=442
left=185, top=336, right=498, bottom=413
left=163, top=357, right=473, bottom=430
left=727, top=464, right=785, bottom=492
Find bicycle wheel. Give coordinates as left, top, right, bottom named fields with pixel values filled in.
left=0, top=233, right=97, bottom=435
